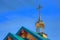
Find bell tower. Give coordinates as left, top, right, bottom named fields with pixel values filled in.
left=36, top=5, right=44, bottom=33
left=36, top=5, right=47, bottom=38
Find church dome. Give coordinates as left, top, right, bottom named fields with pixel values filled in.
left=36, top=19, right=44, bottom=28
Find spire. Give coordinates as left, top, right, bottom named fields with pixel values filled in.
left=36, top=5, right=45, bottom=33
left=37, top=5, right=43, bottom=23
left=36, top=4, right=48, bottom=39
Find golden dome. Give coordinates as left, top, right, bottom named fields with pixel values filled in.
left=36, top=14, right=44, bottom=28
left=36, top=20, right=44, bottom=28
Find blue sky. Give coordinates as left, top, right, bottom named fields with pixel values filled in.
left=0, top=0, right=60, bottom=40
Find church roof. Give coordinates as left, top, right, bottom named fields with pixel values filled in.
left=16, top=26, right=49, bottom=40
left=4, top=33, right=24, bottom=40
left=4, top=26, right=49, bottom=40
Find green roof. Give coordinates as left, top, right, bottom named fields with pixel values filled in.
left=13, top=34, right=24, bottom=40
left=16, top=26, right=49, bottom=40
left=34, top=32, right=49, bottom=40
left=4, top=33, right=24, bottom=40
left=4, top=27, right=49, bottom=40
